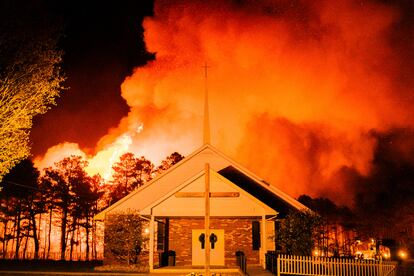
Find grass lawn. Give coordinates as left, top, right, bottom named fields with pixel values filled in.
left=0, top=259, right=152, bottom=275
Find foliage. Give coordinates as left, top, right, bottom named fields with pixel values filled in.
left=0, top=159, right=43, bottom=259
left=298, top=194, right=357, bottom=256
left=40, top=156, right=102, bottom=260
left=276, top=210, right=322, bottom=256
left=154, top=152, right=184, bottom=174
left=0, top=151, right=181, bottom=260
left=0, top=1, right=65, bottom=180
left=108, top=153, right=153, bottom=204
left=104, top=211, right=147, bottom=265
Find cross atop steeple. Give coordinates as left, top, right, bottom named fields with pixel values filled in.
left=202, top=63, right=211, bottom=145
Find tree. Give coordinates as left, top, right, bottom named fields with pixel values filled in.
left=108, top=153, right=153, bottom=204
left=40, top=156, right=88, bottom=260
left=87, top=174, right=106, bottom=260
left=104, top=210, right=147, bottom=265
left=298, top=195, right=357, bottom=256
left=0, top=0, right=65, bottom=180
left=0, top=159, right=41, bottom=259
left=76, top=174, right=104, bottom=261
left=154, top=152, right=184, bottom=175
left=276, top=210, right=322, bottom=256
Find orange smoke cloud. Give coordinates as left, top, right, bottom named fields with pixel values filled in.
left=35, top=0, right=414, bottom=204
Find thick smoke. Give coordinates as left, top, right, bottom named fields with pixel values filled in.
left=36, top=0, right=414, bottom=205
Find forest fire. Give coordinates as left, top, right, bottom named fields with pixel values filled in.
left=35, top=0, right=414, bottom=206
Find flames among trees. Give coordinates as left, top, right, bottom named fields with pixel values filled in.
left=0, top=151, right=183, bottom=260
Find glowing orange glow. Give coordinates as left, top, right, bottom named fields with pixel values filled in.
left=398, top=250, right=408, bottom=259
left=34, top=1, right=414, bottom=203
left=312, top=249, right=320, bottom=257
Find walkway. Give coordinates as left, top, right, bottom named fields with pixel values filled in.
left=246, top=266, right=274, bottom=276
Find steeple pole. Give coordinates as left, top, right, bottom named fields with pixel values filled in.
left=203, top=63, right=210, bottom=145
left=202, top=63, right=211, bottom=276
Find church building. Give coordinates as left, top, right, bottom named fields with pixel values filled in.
left=95, top=85, right=308, bottom=274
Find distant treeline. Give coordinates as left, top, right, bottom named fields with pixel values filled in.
left=0, top=152, right=183, bottom=260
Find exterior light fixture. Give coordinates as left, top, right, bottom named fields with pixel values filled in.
left=398, top=250, right=408, bottom=259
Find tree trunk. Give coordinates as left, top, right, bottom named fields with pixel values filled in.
left=85, top=227, right=90, bottom=261
left=29, top=199, right=39, bottom=260
left=10, top=220, right=16, bottom=258
left=47, top=208, right=52, bottom=259
left=92, top=220, right=96, bottom=260
left=23, top=228, right=29, bottom=259
left=77, top=226, right=81, bottom=260
left=14, top=204, right=21, bottom=259
left=69, top=218, right=76, bottom=261
left=2, top=220, right=8, bottom=259
left=23, top=216, right=31, bottom=259
left=85, top=216, right=90, bottom=261
left=69, top=231, right=74, bottom=261
left=60, top=207, right=68, bottom=260
left=43, top=212, right=48, bottom=259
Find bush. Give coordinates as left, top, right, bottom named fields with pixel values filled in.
left=104, top=211, right=148, bottom=265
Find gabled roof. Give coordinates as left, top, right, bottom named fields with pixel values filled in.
left=94, top=143, right=308, bottom=220
left=141, top=168, right=277, bottom=217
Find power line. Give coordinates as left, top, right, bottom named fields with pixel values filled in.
left=0, top=180, right=40, bottom=191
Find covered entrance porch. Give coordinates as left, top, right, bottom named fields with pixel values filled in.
left=141, top=168, right=278, bottom=272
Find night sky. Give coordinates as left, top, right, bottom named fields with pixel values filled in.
left=30, top=0, right=154, bottom=156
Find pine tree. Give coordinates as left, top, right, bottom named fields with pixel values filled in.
left=108, top=153, right=154, bottom=204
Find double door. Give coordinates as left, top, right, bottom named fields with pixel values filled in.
left=191, top=229, right=224, bottom=266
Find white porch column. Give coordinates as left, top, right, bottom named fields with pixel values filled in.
left=149, top=213, right=155, bottom=272
left=261, top=214, right=267, bottom=269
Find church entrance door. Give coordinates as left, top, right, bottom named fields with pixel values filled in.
left=191, top=229, right=224, bottom=266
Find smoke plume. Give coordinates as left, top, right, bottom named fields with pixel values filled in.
left=35, top=0, right=414, bottom=205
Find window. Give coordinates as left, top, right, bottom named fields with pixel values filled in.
left=275, top=220, right=282, bottom=250
left=252, top=221, right=261, bottom=250
left=157, top=222, right=165, bottom=251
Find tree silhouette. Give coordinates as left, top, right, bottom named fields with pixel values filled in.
left=40, top=156, right=88, bottom=260
left=276, top=210, right=322, bottom=256
left=0, top=159, right=41, bottom=259
left=0, top=151, right=182, bottom=260
left=108, top=153, right=153, bottom=204
left=298, top=195, right=356, bottom=256
left=154, top=152, right=184, bottom=175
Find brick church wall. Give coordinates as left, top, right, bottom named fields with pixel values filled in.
left=169, top=217, right=260, bottom=266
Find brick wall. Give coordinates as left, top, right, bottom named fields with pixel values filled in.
left=169, top=217, right=260, bottom=266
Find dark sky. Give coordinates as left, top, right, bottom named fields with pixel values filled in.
left=30, top=0, right=154, bottom=156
